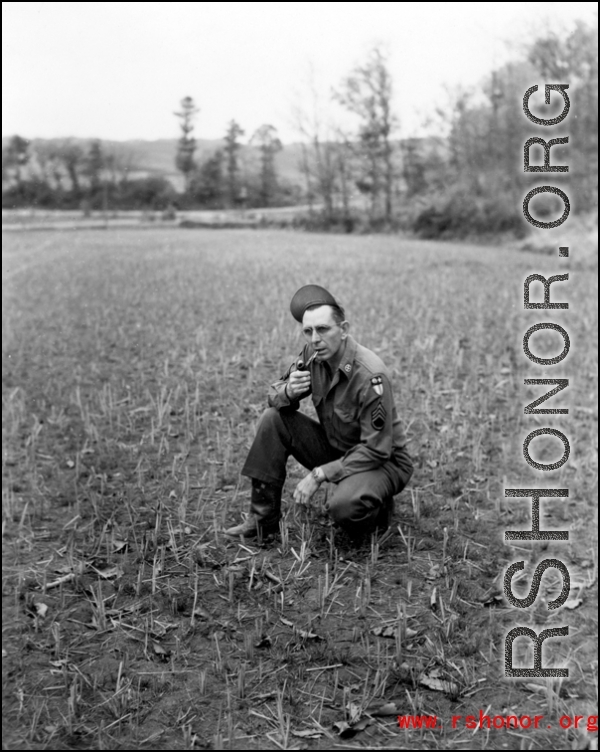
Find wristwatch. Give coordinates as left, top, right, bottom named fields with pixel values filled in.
left=312, top=467, right=325, bottom=484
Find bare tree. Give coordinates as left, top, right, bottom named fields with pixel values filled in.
left=334, top=131, right=355, bottom=227
left=251, top=124, right=282, bottom=207
left=291, top=67, right=345, bottom=222
left=298, top=140, right=315, bottom=213
left=527, top=20, right=598, bottom=209
left=335, top=46, right=397, bottom=223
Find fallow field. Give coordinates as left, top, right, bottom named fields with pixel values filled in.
left=2, top=228, right=598, bottom=750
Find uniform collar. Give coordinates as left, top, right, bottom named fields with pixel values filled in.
left=337, top=335, right=357, bottom=378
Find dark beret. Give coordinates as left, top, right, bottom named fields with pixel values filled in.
left=290, top=284, right=344, bottom=323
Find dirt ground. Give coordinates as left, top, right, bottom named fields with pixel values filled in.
left=2, top=228, right=597, bottom=750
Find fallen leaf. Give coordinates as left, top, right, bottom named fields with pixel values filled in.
left=347, top=702, right=361, bottom=723
left=368, top=702, right=399, bottom=716
left=562, top=597, right=583, bottom=610
left=279, top=617, right=323, bottom=641
left=425, top=564, right=441, bottom=581
left=371, top=625, right=419, bottom=640
left=371, top=625, right=395, bottom=638
left=291, top=728, right=324, bottom=739
left=92, top=566, right=121, bottom=579
left=226, top=565, right=246, bottom=574
left=297, top=627, right=323, bottom=641
left=332, top=721, right=355, bottom=739
left=254, top=635, right=272, bottom=649
left=152, top=643, right=170, bottom=661
left=192, top=605, right=211, bottom=620
left=483, top=594, right=505, bottom=608
left=419, top=672, right=458, bottom=695
left=54, top=561, right=86, bottom=575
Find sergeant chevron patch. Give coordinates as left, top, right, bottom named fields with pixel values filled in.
left=371, top=401, right=387, bottom=430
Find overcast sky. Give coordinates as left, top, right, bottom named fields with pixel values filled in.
left=2, top=1, right=597, bottom=143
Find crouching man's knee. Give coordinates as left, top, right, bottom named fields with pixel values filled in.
left=327, top=491, right=376, bottom=528
left=257, top=406, right=280, bottom=424
left=254, top=406, right=285, bottom=435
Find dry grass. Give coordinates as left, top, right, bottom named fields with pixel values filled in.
left=2, top=227, right=598, bottom=750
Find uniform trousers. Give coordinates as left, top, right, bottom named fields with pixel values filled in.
left=241, top=407, right=413, bottom=533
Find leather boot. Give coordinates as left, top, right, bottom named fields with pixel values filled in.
left=224, top=480, right=282, bottom=539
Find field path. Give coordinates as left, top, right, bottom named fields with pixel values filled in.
left=2, top=234, right=69, bottom=280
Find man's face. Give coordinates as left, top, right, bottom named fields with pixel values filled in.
left=301, top=306, right=347, bottom=363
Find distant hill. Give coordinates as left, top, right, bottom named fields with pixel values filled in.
left=3, top=134, right=447, bottom=194
left=2, top=135, right=309, bottom=191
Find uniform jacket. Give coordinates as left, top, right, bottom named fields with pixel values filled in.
left=268, top=335, right=408, bottom=483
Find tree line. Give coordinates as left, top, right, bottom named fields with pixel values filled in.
left=1, top=128, right=298, bottom=214
left=288, top=21, right=597, bottom=236
left=3, top=18, right=597, bottom=237
left=1, top=136, right=176, bottom=212
left=173, top=98, right=295, bottom=210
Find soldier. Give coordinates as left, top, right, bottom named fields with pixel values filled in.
left=224, top=284, right=413, bottom=541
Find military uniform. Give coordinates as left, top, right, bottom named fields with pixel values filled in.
left=241, top=335, right=413, bottom=535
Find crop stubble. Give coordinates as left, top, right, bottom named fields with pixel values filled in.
left=2, top=228, right=597, bottom=750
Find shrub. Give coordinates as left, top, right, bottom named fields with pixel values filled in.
left=412, top=191, right=528, bottom=239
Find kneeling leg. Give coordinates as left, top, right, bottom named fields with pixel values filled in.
left=327, top=466, right=401, bottom=538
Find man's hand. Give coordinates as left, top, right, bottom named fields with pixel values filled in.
left=293, top=472, right=320, bottom=505
left=286, top=367, right=311, bottom=400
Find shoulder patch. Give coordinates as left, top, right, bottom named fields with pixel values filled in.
left=371, top=401, right=387, bottom=430
left=370, top=375, right=384, bottom=396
